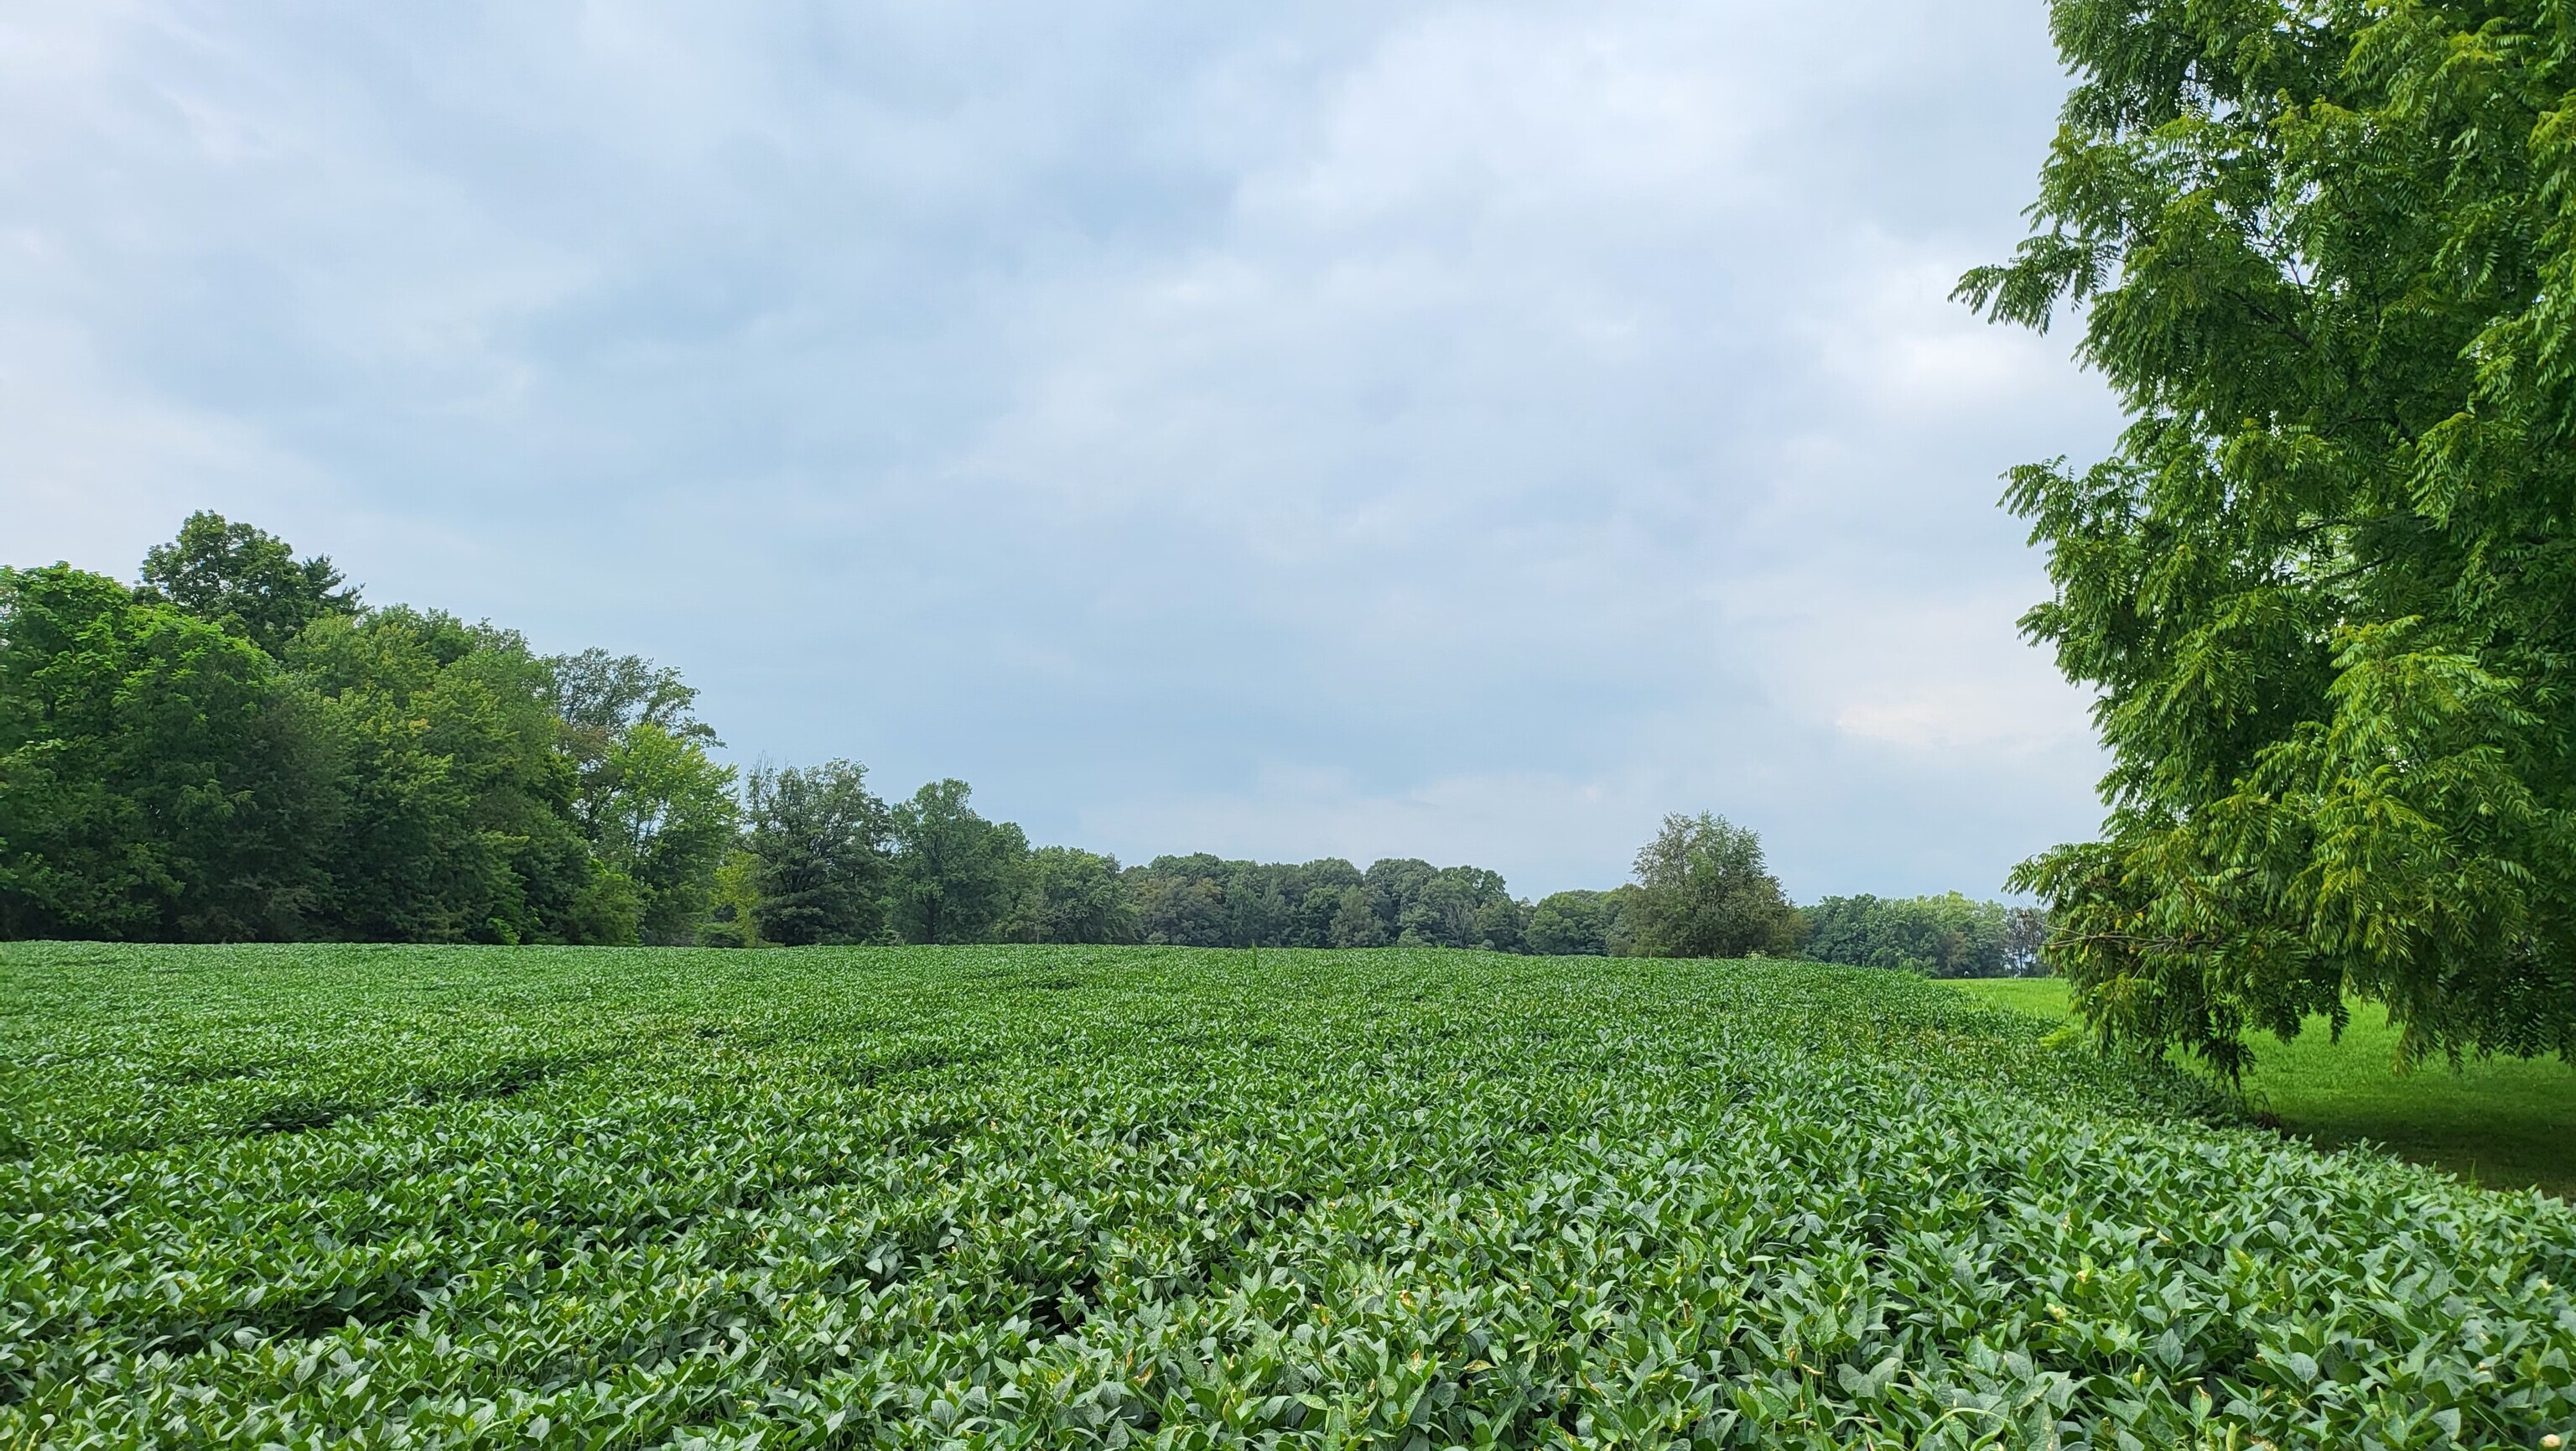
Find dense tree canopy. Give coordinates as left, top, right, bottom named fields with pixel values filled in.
left=742, top=760, right=891, bottom=947
left=887, top=779, right=1027, bottom=945
left=137, top=511, right=360, bottom=657
left=1801, top=893, right=2049, bottom=978
left=546, top=650, right=714, bottom=837
left=1628, top=812, right=1803, bottom=960
left=0, top=557, right=635, bottom=945
left=0, top=565, right=331, bottom=939
left=544, top=649, right=734, bottom=943
left=1007, top=846, right=1137, bottom=944
left=1963, top=0, right=2576, bottom=1070
left=288, top=607, right=622, bottom=944
left=1119, top=855, right=1530, bottom=951
left=1524, top=888, right=1642, bottom=957
left=588, top=723, right=737, bottom=944
left=1127, top=856, right=1351, bottom=948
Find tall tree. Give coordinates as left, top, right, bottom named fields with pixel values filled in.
left=543, top=650, right=715, bottom=837
left=700, top=848, right=766, bottom=948
left=742, top=761, right=891, bottom=946
left=1961, top=0, right=2576, bottom=1071
left=887, top=779, right=1028, bottom=944
left=1009, top=846, right=1136, bottom=944
left=1363, top=859, right=1435, bottom=927
left=589, top=723, right=738, bottom=944
left=1124, top=856, right=1368, bottom=948
left=543, top=651, right=732, bottom=943
left=0, top=566, right=339, bottom=939
left=138, top=511, right=359, bottom=657
left=1289, top=859, right=1367, bottom=944
left=1526, top=890, right=1611, bottom=956
left=1327, top=883, right=1389, bottom=948
left=1628, top=812, right=1800, bottom=960
left=1399, top=865, right=1526, bottom=950
left=1130, top=854, right=1235, bottom=946
left=7, top=517, right=706, bottom=946
left=288, top=608, right=621, bottom=944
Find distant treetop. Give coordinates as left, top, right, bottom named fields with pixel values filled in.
left=138, top=510, right=359, bottom=658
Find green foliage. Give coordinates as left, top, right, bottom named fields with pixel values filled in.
left=1957, top=975, right=2576, bottom=1197
left=1395, top=863, right=1526, bottom=951
left=1363, top=858, right=1439, bottom=939
left=582, top=721, right=737, bottom=944
left=743, top=761, right=891, bottom=947
left=1007, top=845, right=1137, bottom=944
left=699, top=848, right=766, bottom=948
left=544, top=649, right=735, bottom=940
left=285, top=608, right=615, bottom=944
left=1123, top=856, right=1530, bottom=950
left=1802, top=893, right=2049, bottom=978
left=1961, top=0, right=2576, bottom=1071
left=3, top=941, right=2572, bottom=1448
left=10, top=516, right=2031, bottom=972
left=545, top=648, right=709, bottom=763
left=1130, top=856, right=1363, bottom=948
left=136, top=510, right=359, bottom=657
left=1, top=518, right=705, bottom=947
left=887, top=779, right=1029, bottom=944
left=561, top=861, right=642, bottom=947
left=1526, top=889, right=1609, bottom=955
left=1129, top=857, right=1228, bottom=945
left=1524, top=887, right=1645, bottom=957
left=1628, top=812, right=1802, bottom=959
left=0, top=566, right=338, bottom=940
left=1326, top=880, right=1387, bottom=947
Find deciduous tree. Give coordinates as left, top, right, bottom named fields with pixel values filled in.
left=1527, top=891, right=1610, bottom=956
left=743, top=760, right=890, bottom=947
left=1962, top=0, right=2576, bottom=1071
left=887, top=779, right=1026, bottom=944
left=288, top=608, right=616, bottom=944
left=544, top=652, right=734, bottom=943
left=591, top=723, right=737, bottom=944
left=1009, top=846, right=1136, bottom=944
left=0, top=566, right=338, bottom=939
left=1800, top=893, right=2041, bottom=978
left=1628, top=812, right=1800, bottom=960
left=138, top=511, right=359, bottom=657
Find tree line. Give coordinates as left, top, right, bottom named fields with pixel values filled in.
left=1800, top=892, right=2048, bottom=979
left=0, top=516, right=728, bottom=944
left=1, top=513, right=2043, bottom=973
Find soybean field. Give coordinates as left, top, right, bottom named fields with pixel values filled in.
left=2, top=944, right=2573, bottom=1449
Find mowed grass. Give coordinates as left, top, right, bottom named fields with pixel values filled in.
left=3, top=944, right=2574, bottom=1449
left=1951, top=977, right=2576, bottom=1199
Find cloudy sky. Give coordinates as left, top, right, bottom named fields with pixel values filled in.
left=1, top=2, right=2123, bottom=900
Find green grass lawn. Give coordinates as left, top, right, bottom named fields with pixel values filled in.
left=1951, top=976, right=2576, bottom=1198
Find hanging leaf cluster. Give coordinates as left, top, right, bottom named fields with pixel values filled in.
left=1961, top=0, right=2576, bottom=1072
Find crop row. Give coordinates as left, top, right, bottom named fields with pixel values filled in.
left=1, top=943, right=2571, bottom=1448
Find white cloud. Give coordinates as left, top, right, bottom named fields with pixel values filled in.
left=0, top=0, right=2122, bottom=901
